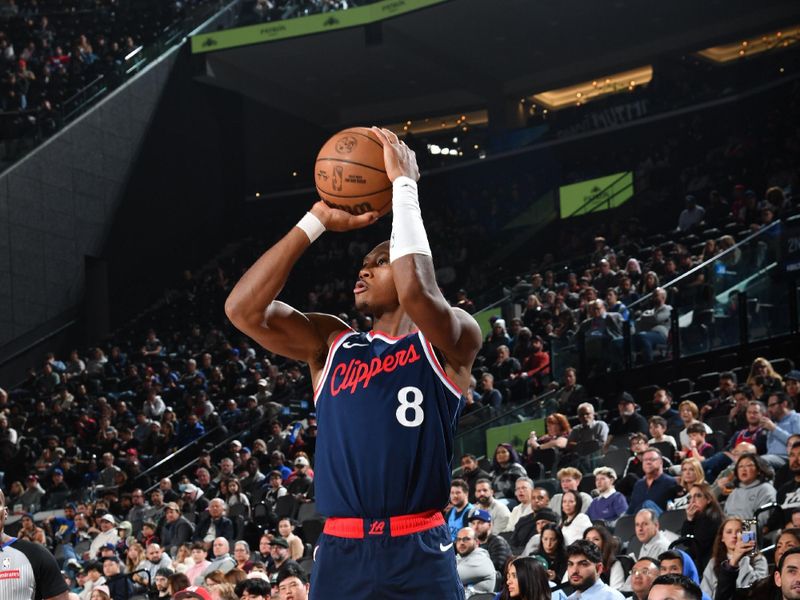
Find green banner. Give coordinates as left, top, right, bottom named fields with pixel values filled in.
left=472, top=307, right=501, bottom=338
left=559, top=171, right=633, bottom=218
left=485, top=418, right=545, bottom=459
left=192, top=0, right=450, bottom=54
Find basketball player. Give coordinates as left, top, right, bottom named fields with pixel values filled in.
left=225, top=127, right=481, bottom=599
left=0, top=489, right=69, bottom=600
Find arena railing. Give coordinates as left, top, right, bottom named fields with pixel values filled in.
left=553, top=216, right=799, bottom=379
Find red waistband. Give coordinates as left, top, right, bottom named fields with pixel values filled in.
left=323, top=510, right=444, bottom=539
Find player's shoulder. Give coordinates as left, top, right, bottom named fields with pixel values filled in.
left=9, top=537, right=56, bottom=565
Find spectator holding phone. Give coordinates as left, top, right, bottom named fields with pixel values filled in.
left=699, top=517, right=767, bottom=598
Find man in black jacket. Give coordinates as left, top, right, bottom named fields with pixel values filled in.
left=192, top=498, right=234, bottom=549
left=160, top=502, right=195, bottom=555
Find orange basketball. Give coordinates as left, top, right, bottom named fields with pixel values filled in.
left=314, top=127, right=392, bottom=217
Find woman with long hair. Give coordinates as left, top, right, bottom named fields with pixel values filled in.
left=725, top=453, right=776, bottom=528
left=583, top=525, right=624, bottom=588
left=746, top=357, right=783, bottom=387
left=490, top=443, right=528, bottom=500
left=534, top=523, right=567, bottom=583
left=560, top=490, right=592, bottom=546
left=502, top=556, right=552, bottom=600
left=670, top=457, right=706, bottom=509
left=679, top=482, right=723, bottom=573
left=700, top=517, right=768, bottom=598
left=125, top=541, right=145, bottom=574
left=223, top=477, right=251, bottom=518
left=525, top=413, right=571, bottom=453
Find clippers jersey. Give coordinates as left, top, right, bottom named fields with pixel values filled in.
left=313, top=329, right=464, bottom=518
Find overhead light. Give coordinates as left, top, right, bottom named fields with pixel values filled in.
left=452, top=137, right=458, bottom=143
left=429, top=145, right=441, bottom=155
left=697, top=25, right=800, bottom=63
left=255, top=192, right=261, bottom=198
left=532, top=65, right=653, bottom=110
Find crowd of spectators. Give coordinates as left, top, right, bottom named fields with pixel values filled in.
left=0, top=0, right=219, bottom=141
left=240, top=0, right=364, bottom=26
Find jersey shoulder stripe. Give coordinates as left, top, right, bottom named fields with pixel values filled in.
left=417, top=330, right=462, bottom=399
left=313, top=328, right=356, bottom=405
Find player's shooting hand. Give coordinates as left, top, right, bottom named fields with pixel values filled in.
left=310, top=200, right=378, bottom=232
left=370, top=126, right=420, bottom=182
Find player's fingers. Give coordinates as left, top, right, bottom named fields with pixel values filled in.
left=370, top=126, right=389, bottom=145
left=349, top=211, right=380, bottom=229
left=381, top=128, right=400, bottom=144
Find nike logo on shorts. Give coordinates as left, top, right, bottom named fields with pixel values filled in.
left=439, top=542, right=453, bottom=552
left=343, top=341, right=370, bottom=348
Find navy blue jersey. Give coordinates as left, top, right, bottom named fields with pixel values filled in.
left=313, top=329, right=464, bottom=518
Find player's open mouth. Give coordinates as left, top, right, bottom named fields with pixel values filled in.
left=354, top=281, right=368, bottom=294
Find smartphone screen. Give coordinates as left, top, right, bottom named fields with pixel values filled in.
left=742, top=521, right=757, bottom=544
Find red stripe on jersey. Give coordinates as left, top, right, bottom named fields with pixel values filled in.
left=421, top=336, right=463, bottom=396
left=313, top=328, right=355, bottom=405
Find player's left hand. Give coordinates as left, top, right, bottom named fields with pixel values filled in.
left=310, top=200, right=378, bottom=232
left=371, top=126, right=420, bottom=182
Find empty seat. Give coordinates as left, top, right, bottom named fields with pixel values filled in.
left=659, top=509, right=687, bottom=534
left=695, top=372, right=720, bottom=392
left=601, top=448, right=631, bottom=479
left=770, top=358, right=795, bottom=376
left=667, top=378, right=693, bottom=399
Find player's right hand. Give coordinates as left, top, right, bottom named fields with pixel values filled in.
left=310, top=200, right=378, bottom=232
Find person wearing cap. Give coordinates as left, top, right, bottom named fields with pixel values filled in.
left=468, top=508, right=511, bottom=574
left=286, top=457, right=313, bottom=497
left=173, top=585, right=214, bottom=600
left=102, top=556, right=134, bottom=600
left=89, top=513, right=119, bottom=560
left=19, top=473, right=46, bottom=513
left=455, top=526, right=495, bottom=596
left=586, top=467, right=628, bottom=525
left=785, top=370, right=800, bottom=409
left=18, top=512, right=47, bottom=545
left=161, top=502, right=194, bottom=555
left=267, top=537, right=301, bottom=582
left=193, top=498, right=233, bottom=549
left=180, top=483, right=208, bottom=522
left=604, top=392, right=649, bottom=452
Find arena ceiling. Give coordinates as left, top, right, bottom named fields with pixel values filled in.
left=195, top=0, right=800, bottom=127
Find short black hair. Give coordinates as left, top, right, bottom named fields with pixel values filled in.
left=155, top=567, right=173, bottom=578
left=636, top=556, right=661, bottom=568
left=778, top=546, right=800, bottom=572
left=450, top=478, right=469, bottom=493
left=565, top=540, right=602, bottom=564
left=657, top=550, right=684, bottom=566
left=235, top=578, right=270, bottom=597
left=276, top=564, right=308, bottom=586
left=650, top=574, right=702, bottom=600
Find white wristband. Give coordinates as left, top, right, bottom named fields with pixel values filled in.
left=389, top=176, right=432, bottom=262
left=296, top=212, right=326, bottom=243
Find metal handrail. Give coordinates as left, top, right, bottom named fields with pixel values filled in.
left=455, top=387, right=559, bottom=441
left=627, top=219, right=781, bottom=311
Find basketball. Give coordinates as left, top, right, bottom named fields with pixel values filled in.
left=314, top=127, right=393, bottom=217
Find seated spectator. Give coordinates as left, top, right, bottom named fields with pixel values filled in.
left=677, top=426, right=714, bottom=464
left=504, top=556, right=564, bottom=600
left=564, top=539, right=626, bottom=599
left=184, top=543, right=211, bottom=586
left=508, top=477, right=536, bottom=541
left=560, top=490, right=593, bottom=546
left=460, top=454, right=490, bottom=503
left=702, top=400, right=767, bottom=481
left=700, top=517, right=768, bottom=598
left=468, top=509, right=511, bottom=574
left=566, top=403, right=609, bottom=449
left=605, top=393, right=649, bottom=452
left=655, top=550, right=705, bottom=598
left=649, top=416, right=678, bottom=458
left=724, top=453, right=776, bottom=529
left=577, top=299, right=625, bottom=374
left=619, top=433, right=650, bottom=496
left=525, top=413, right=570, bottom=454
left=626, top=448, right=678, bottom=515
left=17, top=513, right=46, bottom=545
left=676, top=401, right=714, bottom=451
left=699, top=372, right=739, bottom=420
left=233, top=540, right=254, bottom=573
left=760, top=391, right=800, bottom=470
left=766, top=441, right=800, bottom=533
left=192, top=498, right=234, bottom=550
left=585, top=467, right=628, bottom=525
left=785, top=370, right=800, bottom=409
left=679, top=483, right=723, bottom=573
left=549, top=468, right=593, bottom=519
left=605, top=288, right=630, bottom=322
left=630, top=556, right=661, bottom=600
left=277, top=518, right=304, bottom=561
left=533, top=523, right=567, bottom=583
left=651, top=389, right=684, bottom=436
left=478, top=373, right=503, bottom=410
left=473, top=478, right=511, bottom=534
left=490, top=344, right=522, bottom=402
left=455, top=526, right=495, bottom=597
left=490, top=443, right=527, bottom=501
left=709, top=442, right=756, bottom=499
left=633, top=508, right=678, bottom=562
left=649, top=574, right=704, bottom=600
left=275, top=565, right=309, bottom=600
left=678, top=195, right=706, bottom=231
left=583, top=525, right=625, bottom=589
left=446, top=479, right=474, bottom=541
left=195, top=538, right=237, bottom=584
left=746, top=357, right=784, bottom=389
left=549, top=367, right=588, bottom=417
left=633, top=287, right=672, bottom=363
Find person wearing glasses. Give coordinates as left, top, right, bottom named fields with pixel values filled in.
left=625, top=448, right=678, bottom=516
left=759, top=392, right=800, bottom=470
left=454, top=527, right=495, bottom=597
left=630, top=557, right=661, bottom=600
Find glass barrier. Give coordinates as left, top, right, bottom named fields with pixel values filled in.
left=550, top=219, right=794, bottom=377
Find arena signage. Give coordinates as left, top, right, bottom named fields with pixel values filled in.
left=558, top=171, right=634, bottom=218
left=191, top=0, right=450, bottom=54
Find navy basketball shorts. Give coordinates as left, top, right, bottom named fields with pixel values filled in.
left=309, top=510, right=465, bottom=600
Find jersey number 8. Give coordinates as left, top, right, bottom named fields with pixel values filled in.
left=396, top=386, right=424, bottom=427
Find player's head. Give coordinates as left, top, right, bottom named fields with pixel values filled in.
left=354, top=241, right=398, bottom=315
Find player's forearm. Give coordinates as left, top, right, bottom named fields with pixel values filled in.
left=224, top=226, right=312, bottom=330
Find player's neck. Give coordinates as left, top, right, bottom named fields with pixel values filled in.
left=372, top=311, right=416, bottom=337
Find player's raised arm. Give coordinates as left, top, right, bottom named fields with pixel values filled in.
left=224, top=202, right=378, bottom=367
left=371, top=127, right=481, bottom=384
